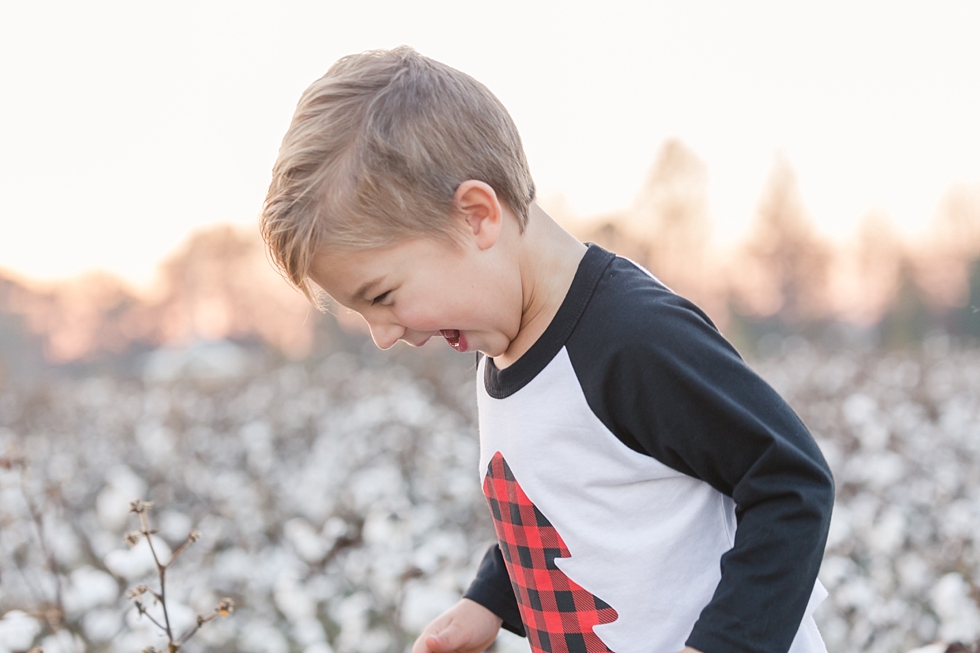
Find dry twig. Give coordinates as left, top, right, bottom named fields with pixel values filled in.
left=125, top=499, right=233, bottom=651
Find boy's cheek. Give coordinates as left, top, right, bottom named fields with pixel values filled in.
left=390, top=306, right=440, bottom=332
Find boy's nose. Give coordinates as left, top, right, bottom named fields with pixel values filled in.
left=367, top=321, right=405, bottom=350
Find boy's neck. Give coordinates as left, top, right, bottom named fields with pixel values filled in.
left=494, top=203, right=587, bottom=369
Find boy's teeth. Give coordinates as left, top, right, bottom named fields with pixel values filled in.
left=440, top=330, right=461, bottom=348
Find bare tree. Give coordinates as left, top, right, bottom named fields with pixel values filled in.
left=630, top=139, right=712, bottom=299
left=736, top=156, right=830, bottom=322
left=155, top=225, right=315, bottom=356
left=919, top=183, right=980, bottom=310
left=842, top=211, right=907, bottom=325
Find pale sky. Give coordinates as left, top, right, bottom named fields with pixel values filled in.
left=2, top=1, right=979, bottom=285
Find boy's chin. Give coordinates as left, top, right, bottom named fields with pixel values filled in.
left=478, top=342, right=512, bottom=359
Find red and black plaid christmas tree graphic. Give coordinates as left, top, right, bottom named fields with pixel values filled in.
left=484, top=452, right=619, bottom=653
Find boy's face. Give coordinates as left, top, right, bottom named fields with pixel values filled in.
left=309, top=234, right=523, bottom=356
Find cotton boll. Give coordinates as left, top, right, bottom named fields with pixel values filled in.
left=939, top=394, right=974, bottom=441
left=291, top=617, right=328, bottom=645
left=110, top=629, right=161, bottom=653
left=914, top=614, right=939, bottom=648
left=940, top=498, right=978, bottom=540
left=835, top=576, right=877, bottom=612
left=135, top=421, right=175, bottom=468
left=122, top=596, right=183, bottom=645
left=239, top=619, right=289, bottom=653
left=50, top=520, right=84, bottom=567
left=814, top=613, right=848, bottom=653
left=96, top=466, right=147, bottom=531
left=846, top=492, right=880, bottom=540
left=63, top=566, right=119, bottom=616
left=868, top=597, right=908, bottom=629
left=413, top=531, right=468, bottom=575
left=843, top=393, right=877, bottom=427
left=814, top=437, right=842, bottom=473
left=81, top=607, right=123, bottom=643
left=446, top=468, right=480, bottom=505
left=367, top=551, right=414, bottom=598
left=868, top=559, right=897, bottom=597
left=824, top=506, right=852, bottom=550
left=896, top=553, right=933, bottom=593
left=103, top=535, right=171, bottom=580
left=0, top=610, right=41, bottom=651
left=39, top=630, right=84, bottom=653
left=320, top=516, right=348, bottom=549
left=0, top=487, right=25, bottom=526
left=348, top=465, right=406, bottom=512
left=818, top=556, right=854, bottom=591
left=389, top=388, right=437, bottom=428
left=274, top=572, right=317, bottom=623
left=241, top=420, right=274, bottom=475
left=164, top=603, right=198, bottom=640
left=863, top=451, right=907, bottom=491
left=356, top=629, right=393, bottom=653
left=857, top=422, right=891, bottom=452
left=158, top=510, right=194, bottom=543
left=399, top=581, right=459, bottom=633
left=930, top=572, right=980, bottom=643
left=869, top=507, right=906, bottom=557
left=406, top=503, right=441, bottom=538
left=334, top=592, right=372, bottom=644
left=211, top=546, right=253, bottom=585
left=361, top=509, right=410, bottom=551
left=284, top=518, right=327, bottom=563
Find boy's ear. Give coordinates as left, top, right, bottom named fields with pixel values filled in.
left=454, top=180, right=502, bottom=250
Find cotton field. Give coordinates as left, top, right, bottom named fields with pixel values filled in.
left=754, top=338, right=980, bottom=653
left=0, top=339, right=978, bottom=653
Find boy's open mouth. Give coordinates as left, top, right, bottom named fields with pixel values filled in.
left=440, top=329, right=462, bottom=351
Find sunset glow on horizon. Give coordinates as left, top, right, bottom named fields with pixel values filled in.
left=1, top=1, right=979, bottom=286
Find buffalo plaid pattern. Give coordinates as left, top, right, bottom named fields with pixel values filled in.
left=483, top=452, right=618, bottom=653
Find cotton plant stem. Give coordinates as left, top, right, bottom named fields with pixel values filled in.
left=168, top=533, right=197, bottom=566
left=126, top=501, right=232, bottom=650
left=138, top=507, right=175, bottom=643
left=177, top=623, right=202, bottom=646
left=177, top=612, right=217, bottom=646
left=19, top=467, right=66, bottom=633
left=136, top=603, right=169, bottom=633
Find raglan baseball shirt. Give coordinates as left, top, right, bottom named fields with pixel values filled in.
left=463, top=244, right=834, bottom=653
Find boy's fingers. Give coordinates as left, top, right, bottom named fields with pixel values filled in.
left=413, top=632, right=445, bottom=653
left=425, top=629, right=459, bottom=652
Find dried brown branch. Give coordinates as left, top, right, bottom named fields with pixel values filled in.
left=124, top=500, right=233, bottom=650
left=16, top=457, right=67, bottom=634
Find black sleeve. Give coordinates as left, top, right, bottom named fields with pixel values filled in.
left=568, top=280, right=834, bottom=653
left=463, top=544, right=526, bottom=637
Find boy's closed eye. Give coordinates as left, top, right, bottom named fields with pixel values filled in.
left=372, top=291, right=392, bottom=306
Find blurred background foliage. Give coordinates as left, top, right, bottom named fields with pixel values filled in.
left=5, top=139, right=978, bottom=382
left=1, top=142, right=979, bottom=653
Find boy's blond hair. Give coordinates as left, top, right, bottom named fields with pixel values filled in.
left=260, top=46, right=535, bottom=301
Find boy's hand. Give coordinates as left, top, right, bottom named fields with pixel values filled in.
left=412, top=598, right=503, bottom=653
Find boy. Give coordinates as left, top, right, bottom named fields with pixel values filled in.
left=260, top=47, right=834, bottom=653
